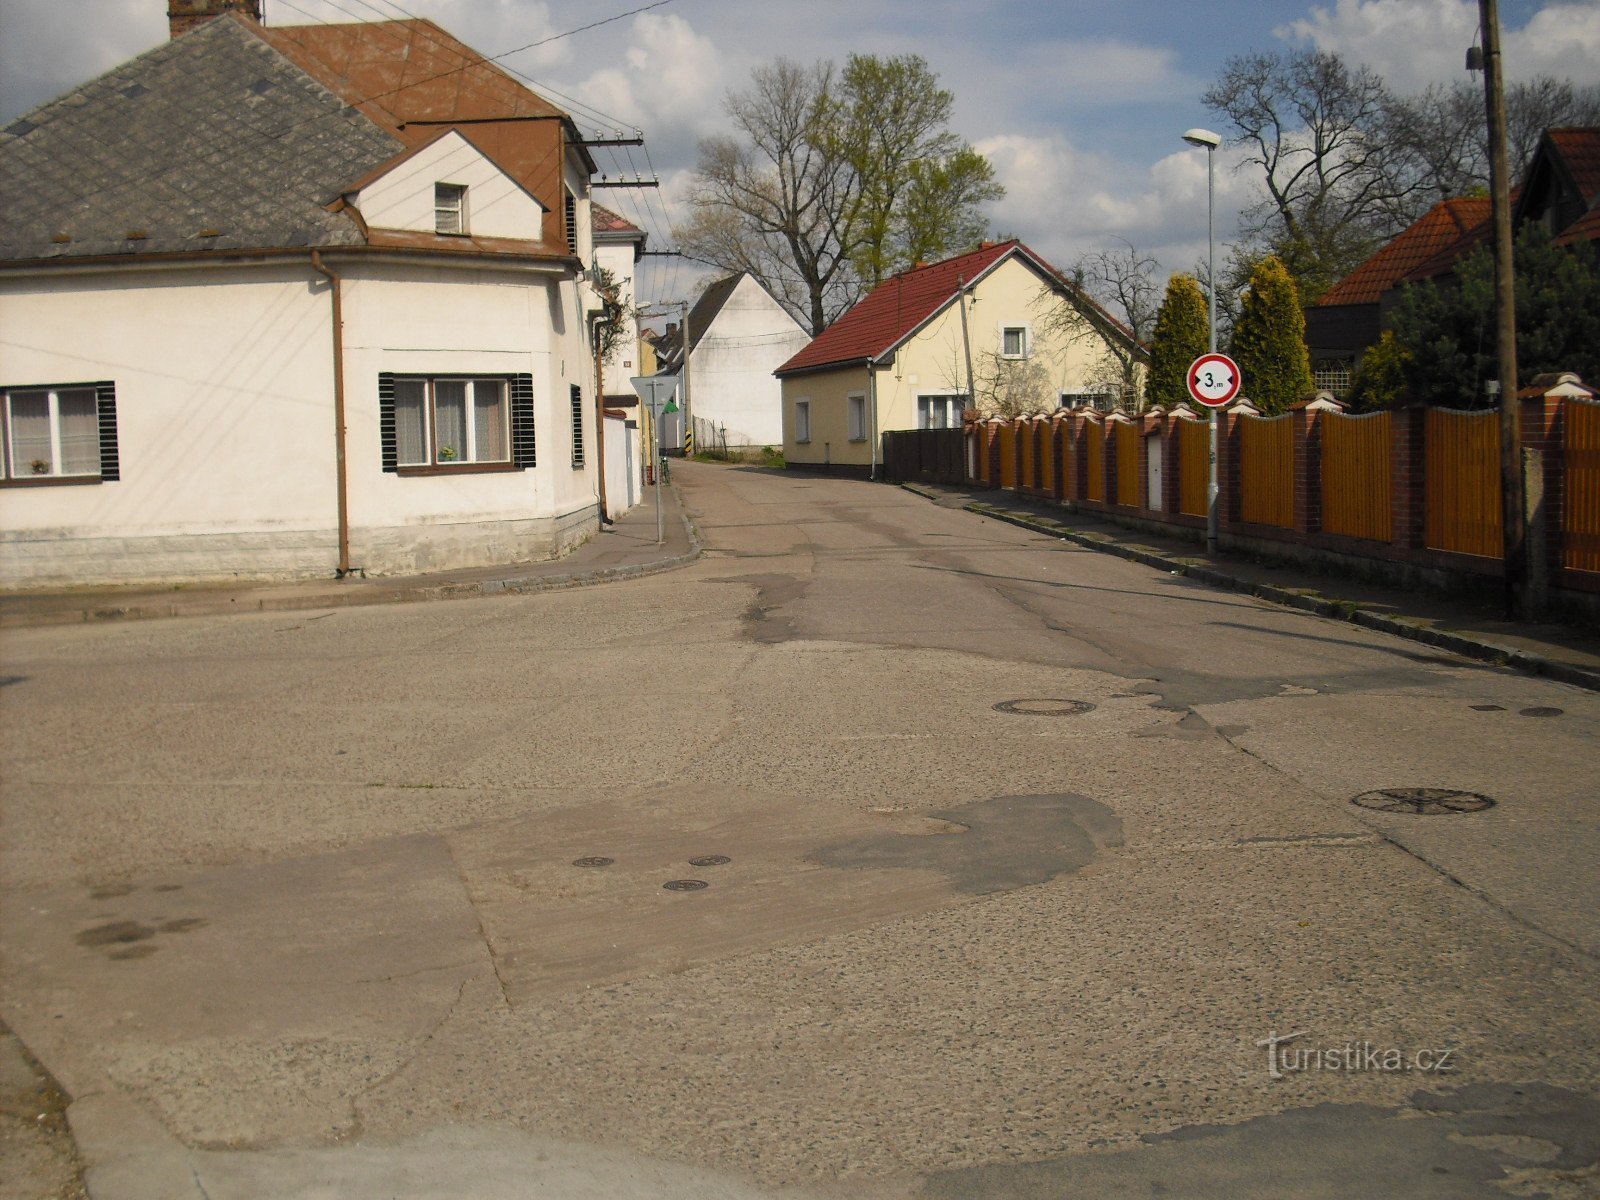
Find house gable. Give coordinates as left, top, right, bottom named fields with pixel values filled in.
left=351, top=129, right=544, bottom=242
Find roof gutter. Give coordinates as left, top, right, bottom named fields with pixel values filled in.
left=0, top=246, right=577, bottom=279
left=310, top=250, right=354, bottom=578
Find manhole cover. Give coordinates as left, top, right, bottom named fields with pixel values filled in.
left=1469, top=704, right=1505, bottom=712
left=1520, top=706, right=1563, bottom=718
left=572, top=856, right=614, bottom=868
left=688, top=855, right=731, bottom=867
left=993, top=698, right=1096, bottom=717
left=1351, top=788, right=1496, bottom=815
left=663, top=879, right=708, bottom=891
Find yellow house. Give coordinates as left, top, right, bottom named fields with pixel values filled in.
left=775, top=240, right=1146, bottom=474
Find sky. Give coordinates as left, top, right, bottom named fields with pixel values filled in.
left=2, top=0, right=1597, bottom=311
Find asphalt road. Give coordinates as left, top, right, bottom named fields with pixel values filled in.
left=2, top=461, right=1597, bottom=1199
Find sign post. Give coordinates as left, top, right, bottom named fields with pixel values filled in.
left=1187, top=353, right=1241, bottom=555
left=630, top=375, right=681, bottom=545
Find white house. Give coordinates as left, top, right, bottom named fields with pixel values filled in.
left=656, top=273, right=809, bottom=452
left=0, top=1, right=613, bottom=585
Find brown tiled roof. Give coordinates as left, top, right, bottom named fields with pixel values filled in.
left=1557, top=203, right=1600, bottom=245
left=1316, top=199, right=1490, bottom=306
left=776, top=242, right=1020, bottom=375
left=1548, top=127, right=1600, bottom=207
left=592, top=204, right=643, bottom=236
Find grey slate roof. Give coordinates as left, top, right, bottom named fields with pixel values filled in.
left=657, top=273, right=745, bottom=368
left=0, top=16, right=403, bottom=262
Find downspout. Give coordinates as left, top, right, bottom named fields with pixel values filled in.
left=310, top=250, right=353, bottom=577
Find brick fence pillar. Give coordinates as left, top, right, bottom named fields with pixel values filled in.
left=1391, top=406, right=1427, bottom=553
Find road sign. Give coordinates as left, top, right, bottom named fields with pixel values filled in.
left=630, top=375, right=679, bottom=408
left=1187, top=353, right=1241, bottom=408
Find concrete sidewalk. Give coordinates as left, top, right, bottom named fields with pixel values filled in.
left=902, top=481, right=1600, bottom=693
left=0, top=480, right=698, bottom=629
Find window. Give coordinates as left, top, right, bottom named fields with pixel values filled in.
left=1000, top=325, right=1029, bottom=359
left=570, top=384, right=585, bottom=467
left=434, top=183, right=466, bottom=235
left=794, top=399, right=811, bottom=443
left=2, top=382, right=118, bottom=484
left=917, top=394, right=964, bottom=430
left=387, top=377, right=509, bottom=470
left=1060, top=390, right=1114, bottom=412
left=848, top=393, right=866, bottom=441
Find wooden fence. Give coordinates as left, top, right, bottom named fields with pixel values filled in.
left=1321, top=411, right=1392, bottom=542
left=1085, top=422, right=1106, bottom=502
left=998, top=422, right=1018, bottom=489
left=881, top=428, right=965, bottom=485
left=1114, top=421, right=1140, bottom=507
left=1566, top=398, right=1600, bottom=573
left=1239, top=414, right=1294, bottom=528
left=1425, top=408, right=1502, bottom=558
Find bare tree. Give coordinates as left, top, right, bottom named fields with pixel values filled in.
left=676, top=60, right=858, bottom=336
left=1058, top=238, right=1158, bottom=406
left=1205, top=49, right=1420, bottom=301
left=677, top=54, right=1002, bottom=335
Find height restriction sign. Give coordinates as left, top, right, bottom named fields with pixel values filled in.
left=1187, top=353, right=1241, bottom=408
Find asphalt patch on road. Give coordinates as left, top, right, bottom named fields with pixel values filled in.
left=807, top=793, right=1123, bottom=896
left=919, top=1082, right=1600, bottom=1199
left=710, top=572, right=809, bottom=644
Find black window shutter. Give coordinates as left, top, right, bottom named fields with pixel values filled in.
left=564, top=192, right=577, bottom=255
left=378, top=372, right=397, bottom=473
left=511, top=374, right=536, bottom=468
left=570, top=383, right=585, bottom=466
left=94, top=381, right=119, bottom=481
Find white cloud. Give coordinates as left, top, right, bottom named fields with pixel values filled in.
left=1281, top=0, right=1600, bottom=93
left=975, top=132, right=1259, bottom=284
left=572, top=14, right=725, bottom=138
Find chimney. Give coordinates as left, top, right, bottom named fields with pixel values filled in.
left=666, top=322, right=679, bottom=342
left=169, top=0, right=262, bottom=39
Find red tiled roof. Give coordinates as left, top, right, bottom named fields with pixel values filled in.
left=1317, top=199, right=1490, bottom=307
left=1548, top=127, right=1600, bottom=207
left=592, top=203, right=643, bottom=236
left=776, top=241, right=1020, bottom=375
left=1557, top=203, right=1600, bottom=245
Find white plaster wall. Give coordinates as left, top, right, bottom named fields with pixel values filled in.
left=0, top=263, right=339, bottom=582
left=603, top=412, right=639, bottom=511
left=356, top=131, right=543, bottom=241
left=338, top=258, right=599, bottom=571
left=688, top=277, right=808, bottom=446
left=1, top=255, right=601, bottom=584
left=593, top=239, right=642, bottom=394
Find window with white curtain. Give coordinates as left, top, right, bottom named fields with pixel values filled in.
left=2, top=385, right=104, bottom=480
left=794, top=399, right=811, bottom=443
left=917, top=394, right=964, bottom=429
left=392, top=377, right=508, bottom=469
left=848, top=393, right=866, bottom=441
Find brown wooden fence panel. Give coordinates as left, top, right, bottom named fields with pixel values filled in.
left=882, top=429, right=965, bottom=484
left=1085, top=422, right=1105, bottom=501
left=1565, top=398, right=1600, bottom=573
left=1042, top=421, right=1059, bottom=494
left=1178, top=417, right=1208, bottom=517
left=1020, top=421, right=1040, bottom=490
left=1320, top=411, right=1392, bottom=542
left=1239, top=414, right=1293, bottom=528
left=1115, top=421, right=1140, bottom=507
left=999, top=421, right=1018, bottom=489
left=1425, top=408, right=1502, bottom=558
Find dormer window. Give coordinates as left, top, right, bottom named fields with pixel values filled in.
left=434, top=183, right=466, bottom=235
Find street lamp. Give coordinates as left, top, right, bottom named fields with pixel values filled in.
left=1183, top=126, right=1222, bottom=554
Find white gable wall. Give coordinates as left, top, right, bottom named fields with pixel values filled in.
left=0, top=256, right=600, bottom=586
left=688, top=276, right=808, bottom=447
left=356, top=131, right=544, bottom=241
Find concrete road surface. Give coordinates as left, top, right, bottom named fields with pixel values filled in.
left=2, top=461, right=1596, bottom=1199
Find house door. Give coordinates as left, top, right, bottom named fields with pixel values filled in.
left=1147, top=431, right=1164, bottom=512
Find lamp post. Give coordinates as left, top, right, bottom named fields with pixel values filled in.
left=1183, top=126, right=1222, bottom=554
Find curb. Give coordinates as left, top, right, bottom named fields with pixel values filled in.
left=953, top=496, right=1600, bottom=695
left=0, top=488, right=703, bottom=629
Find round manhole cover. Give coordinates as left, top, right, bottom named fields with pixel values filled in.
left=688, top=855, right=731, bottom=867
left=993, top=698, right=1096, bottom=717
left=571, top=856, right=614, bottom=868
left=1520, top=707, right=1563, bottom=718
left=1351, top=788, right=1496, bottom=815
left=663, top=879, right=708, bottom=892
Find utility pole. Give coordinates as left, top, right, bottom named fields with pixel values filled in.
left=1479, top=0, right=1526, bottom=618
